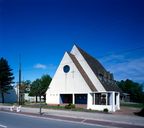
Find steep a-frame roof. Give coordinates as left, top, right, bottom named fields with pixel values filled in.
left=76, top=45, right=121, bottom=92
left=68, top=53, right=97, bottom=92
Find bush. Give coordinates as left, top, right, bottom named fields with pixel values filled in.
left=70, top=104, right=75, bottom=109
left=135, top=108, right=144, bottom=117
left=103, top=108, right=108, bottom=113
left=65, top=103, right=75, bottom=109
left=65, top=105, right=71, bottom=109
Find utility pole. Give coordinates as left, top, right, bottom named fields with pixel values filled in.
left=39, top=94, right=42, bottom=115
left=39, top=82, right=42, bottom=115
left=19, top=55, right=22, bottom=105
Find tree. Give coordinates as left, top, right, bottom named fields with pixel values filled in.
left=29, top=74, right=52, bottom=102
left=40, top=74, right=52, bottom=102
left=20, top=80, right=31, bottom=93
left=0, top=57, right=14, bottom=103
left=117, top=79, right=144, bottom=103
left=29, top=79, right=41, bottom=103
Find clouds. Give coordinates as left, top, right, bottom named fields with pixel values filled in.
left=33, top=63, right=57, bottom=76
left=34, top=63, right=47, bottom=69
left=111, top=57, right=144, bottom=82
left=100, top=54, right=144, bottom=83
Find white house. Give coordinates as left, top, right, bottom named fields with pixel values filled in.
left=46, top=45, right=121, bottom=112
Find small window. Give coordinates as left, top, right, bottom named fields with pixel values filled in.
left=63, top=65, right=70, bottom=73
left=99, top=74, right=103, bottom=81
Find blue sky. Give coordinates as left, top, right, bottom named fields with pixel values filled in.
left=0, top=0, right=144, bottom=83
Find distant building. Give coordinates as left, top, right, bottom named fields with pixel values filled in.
left=0, top=86, right=17, bottom=103
left=15, top=84, right=42, bottom=103
left=121, top=93, right=130, bottom=102
left=24, top=93, right=44, bottom=102
left=0, top=84, right=43, bottom=103
left=46, top=45, right=121, bottom=112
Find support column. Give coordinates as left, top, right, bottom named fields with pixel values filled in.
left=110, top=92, right=115, bottom=112
left=93, top=93, right=95, bottom=105
left=87, top=93, right=92, bottom=109
left=116, top=93, right=120, bottom=110
left=72, top=94, right=75, bottom=104
left=105, top=93, right=108, bottom=105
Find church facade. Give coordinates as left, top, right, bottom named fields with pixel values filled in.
left=46, top=45, right=121, bottom=112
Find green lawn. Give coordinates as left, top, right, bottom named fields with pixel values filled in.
left=121, top=102, right=144, bottom=108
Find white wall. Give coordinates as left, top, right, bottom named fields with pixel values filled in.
left=87, top=92, right=120, bottom=112
left=46, top=52, right=92, bottom=104
left=87, top=105, right=113, bottom=112
left=24, top=93, right=44, bottom=102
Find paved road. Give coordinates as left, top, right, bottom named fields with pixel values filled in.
left=21, top=107, right=144, bottom=126
left=0, top=105, right=144, bottom=128
left=0, top=111, right=108, bottom=128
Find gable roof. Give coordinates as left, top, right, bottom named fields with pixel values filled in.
left=76, top=45, right=121, bottom=92
left=68, top=52, right=97, bottom=92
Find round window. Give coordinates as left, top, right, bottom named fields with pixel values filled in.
left=63, top=65, right=70, bottom=73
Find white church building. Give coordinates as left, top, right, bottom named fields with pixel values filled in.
left=46, top=45, right=121, bottom=112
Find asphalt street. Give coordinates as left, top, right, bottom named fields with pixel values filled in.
left=0, top=111, right=108, bottom=128
left=0, top=105, right=144, bottom=128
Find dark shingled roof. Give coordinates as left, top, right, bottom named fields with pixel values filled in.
left=76, top=46, right=121, bottom=92
left=68, top=53, right=97, bottom=91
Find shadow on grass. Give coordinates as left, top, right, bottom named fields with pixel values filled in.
left=134, top=108, right=144, bottom=117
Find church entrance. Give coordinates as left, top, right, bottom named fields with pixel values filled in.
left=60, top=94, right=72, bottom=104
left=75, top=94, right=87, bottom=104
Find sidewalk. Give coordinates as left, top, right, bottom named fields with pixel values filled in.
left=0, top=105, right=144, bottom=128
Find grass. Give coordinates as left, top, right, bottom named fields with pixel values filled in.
left=0, top=103, right=14, bottom=106
left=121, top=102, right=144, bottom=108
left=25, top=103, right=107, bottom=113
left=21, top=103, right=103, bottom=113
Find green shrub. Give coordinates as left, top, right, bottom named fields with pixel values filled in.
left=65, top=103, right=75, bottom=109
left=135, top=108, right=144, bottom=117
left=103, top=108, right=108, bottom=113
left=65, top=104, right=71, bottom=109
left=70, top=104, right=75, bottom=108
